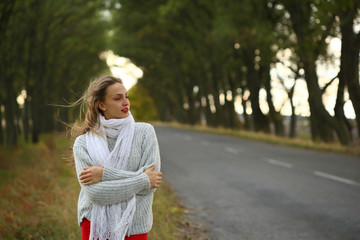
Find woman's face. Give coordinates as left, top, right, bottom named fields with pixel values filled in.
left=99, top=83, right=130, bottom=119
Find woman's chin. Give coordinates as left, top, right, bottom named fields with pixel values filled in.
left=118, top=112, right=130, bottom=119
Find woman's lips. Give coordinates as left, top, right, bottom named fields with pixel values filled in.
left=121, top=108, right=129, bottom=113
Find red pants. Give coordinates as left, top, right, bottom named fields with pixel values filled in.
left=82, top=218, right=148, bottom=240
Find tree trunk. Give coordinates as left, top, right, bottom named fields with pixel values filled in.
left=29, top=86, right=40, bottom=143
left=23, top=92, right=30, bottom=142
left=289, top=103, right=297, bottom=138
left=205, top=95, right=217, bottom=127
left=217, top=69, right=238, bottom=129
left=173, top=74, right=188, bottom=123
left=334, top=68, right=353, bottom=140
left=340, top=17, right=360, bottom=138
left=4, top=78, right=17, bottom=146
left=244, top=49, right=270, bottom=133
left=30, top=50, right=45, bottom=143
left=302, top=59, right=351, bottom=144
left=15, top=103, right=21, bottom=137
left=289, top=83, right=297, bottom=138
left=184, top=78, right=198, bottom=125
left=198, top=68, right=217, bottom=127
left=210, top=62, right=225, bottom=127
left=241, top=88, right=252, bottom=131
left=227, top=72, right=242, bottom=129
left=264, top=65, right=284, bottom=136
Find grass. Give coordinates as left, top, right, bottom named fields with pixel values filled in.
left=0, top=134, right=80, bottom=239
left=154, top=122, right=360, bottom=157
left=0, top=133, right=195, bottom=240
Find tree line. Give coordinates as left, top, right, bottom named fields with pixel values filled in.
left=0, top=0, right=110, bottom=146
left=112, top=0, right=360, bottom=145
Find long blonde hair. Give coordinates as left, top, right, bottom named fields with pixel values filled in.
left=70, top=75, right=123, bottom=139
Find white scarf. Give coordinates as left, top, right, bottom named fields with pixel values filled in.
left=86, top=112, right=136, bottom=240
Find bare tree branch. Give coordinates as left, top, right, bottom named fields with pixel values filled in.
left=321, top=74, right=338, bottom=94
left=315, top=14, right=336, bottom=57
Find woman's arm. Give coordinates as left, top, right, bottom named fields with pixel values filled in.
left=78, top=124, right=162, bottom=195
left=79, top=166, right=147, bottom=185
left=102, top=166, right=148, bottom=181
left=73, top=136, right=150, bottom=206
left=79, top=164, right=161, bottom=188
left=137, top=124, right=161, bottom=195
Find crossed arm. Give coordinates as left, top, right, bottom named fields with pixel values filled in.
left=73, top=125, right=162, bottom=205
left=79, top=165, right=162, bottom=189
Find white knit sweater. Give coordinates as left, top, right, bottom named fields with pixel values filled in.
left=73, top=123, right=161, bottom=235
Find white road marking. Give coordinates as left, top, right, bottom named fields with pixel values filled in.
left=266, top=158, right=293, bottom=168
left=313, top=171, right=359, bottom=187
left=224, top=147, right=241, bottom=155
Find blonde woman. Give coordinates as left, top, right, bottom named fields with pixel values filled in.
left=71, top=75, right=162, bottom=240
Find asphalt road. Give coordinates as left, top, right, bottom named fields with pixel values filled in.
left=155, top=126, right=360, bottom=240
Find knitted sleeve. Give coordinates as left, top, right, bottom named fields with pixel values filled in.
left=138, top=124, right=161, bottom=195
left=102, top=167, right=148, bottom=181
left=73, top=135, right=151, bottom=206
left=101, top=124, right=161, bottom=196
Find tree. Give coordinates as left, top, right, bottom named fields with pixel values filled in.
left=0, top=0, right=110, bottom=145
left=336, top=0, right=360, bottom=138
left=280, top=0, right=352, bottom=144
left=111, top=0, right=359, bottom=145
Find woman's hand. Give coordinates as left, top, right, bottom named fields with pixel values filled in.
left=79, top=166, right=104, bottom=186
left=145, top=165, right=162, bottom=188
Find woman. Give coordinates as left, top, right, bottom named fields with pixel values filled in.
left=71, top=75, right=162, bottom=240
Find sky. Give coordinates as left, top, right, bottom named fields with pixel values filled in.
left=100, top=50, right=143, bottom=90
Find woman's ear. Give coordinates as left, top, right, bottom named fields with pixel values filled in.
left=98, top=102, right=105, bottom=111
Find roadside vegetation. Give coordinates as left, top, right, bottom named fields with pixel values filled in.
left=0, top=134, right=206, bottom=240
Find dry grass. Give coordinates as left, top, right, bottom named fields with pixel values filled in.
left=0, top=133, right=206, bottom=239
left=0, top=134, right=80, bottom=239
left=154, top=122, right=360, bottom=157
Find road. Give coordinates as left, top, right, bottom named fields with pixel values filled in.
left=155, top=126, right=360, bottom=240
